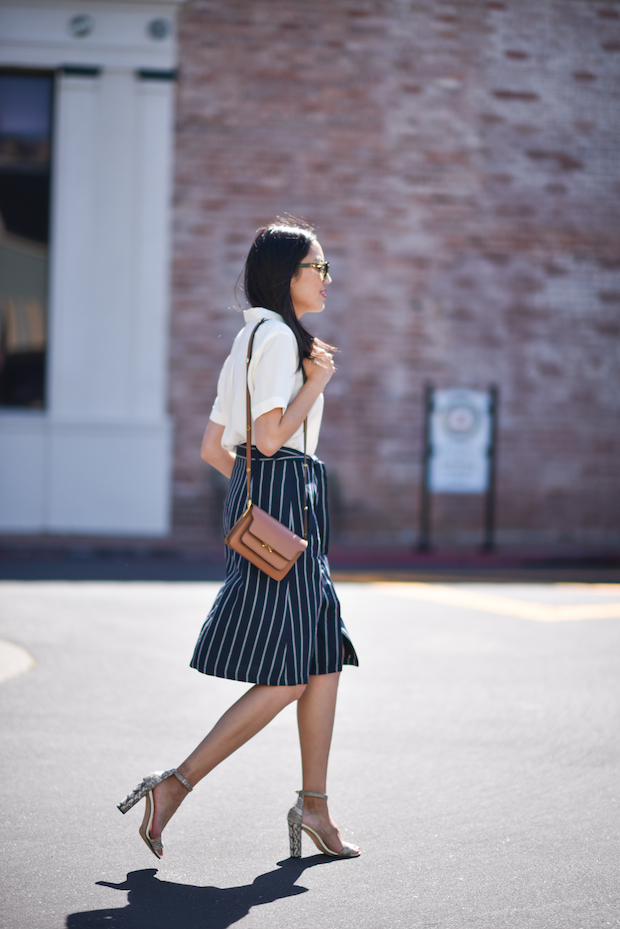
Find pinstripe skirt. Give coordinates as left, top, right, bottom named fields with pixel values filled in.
left=190, top=445, right=358, bottom=686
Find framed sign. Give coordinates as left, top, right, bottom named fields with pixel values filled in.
left=419, top=385, right=499, bottom=551
left=428, top=388, right=492, bottom=494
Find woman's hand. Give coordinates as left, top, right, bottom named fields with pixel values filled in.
left=303, top=349, right=335, bottom=388
left=255, top=352, right=335, bottom=457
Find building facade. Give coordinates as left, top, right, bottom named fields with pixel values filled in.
left=2, top=0, right=619, bottom=552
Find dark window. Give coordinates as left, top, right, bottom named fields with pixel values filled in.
left=0, top=71, right=53, bottom=408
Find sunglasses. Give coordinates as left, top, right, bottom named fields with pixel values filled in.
left=298, top=260, right=330, bottom=281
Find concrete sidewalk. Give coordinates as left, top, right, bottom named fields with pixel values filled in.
left=1, top=579, right=619, bottom=928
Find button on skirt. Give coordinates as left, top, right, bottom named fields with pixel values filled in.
left=190, top=445, right=358, bottom=685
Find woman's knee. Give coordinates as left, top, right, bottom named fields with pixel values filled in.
left=259, top=682, right=306, bottom=704
left=287, top=683, right=307, bottom=703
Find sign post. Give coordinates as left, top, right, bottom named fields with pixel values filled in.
left=483, top=385, right=499, bottom=551
left=418, top=384, right=434, bottom=551
left=418, top=385, right=499, bottom=551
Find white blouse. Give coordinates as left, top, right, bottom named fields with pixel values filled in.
left=209, top=307, right=324, bottom=455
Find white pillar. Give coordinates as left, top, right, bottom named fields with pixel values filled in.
left=48, top=71, right=101, bottom=418
left=131, top=77, right=175, bottom=422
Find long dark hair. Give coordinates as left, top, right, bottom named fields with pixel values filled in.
left=243, top=218, right=335, bottom=367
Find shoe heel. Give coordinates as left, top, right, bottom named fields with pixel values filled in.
left=118, top=787, right=145, bottom=814
left=288, top=820, right=302, bottom=858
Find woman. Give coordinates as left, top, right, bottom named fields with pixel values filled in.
left=118, top=219, right=359, bottom=860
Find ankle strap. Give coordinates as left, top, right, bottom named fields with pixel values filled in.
left=173, top=769, right=193, bottom=792
left=297, top=789, right=327, bottom=799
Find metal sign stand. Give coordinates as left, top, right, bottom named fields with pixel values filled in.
left=418, top=384, right=499, bottom=552
left=418, top=383, right=434, bottom=552
left=482, top=385, right=499, bottom=552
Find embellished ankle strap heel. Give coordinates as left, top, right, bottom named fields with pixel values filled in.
left=118, top=768, right=192, bottom=813
left=287, top=790, right=360, bottom=859
left=117, top=768, right=193, bottom=859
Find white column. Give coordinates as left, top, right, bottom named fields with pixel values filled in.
left=43, top=70, right=173, bottom=534
left=130, top=78, right=175, bottom=421
left=47, top=72, right=100, bottom=417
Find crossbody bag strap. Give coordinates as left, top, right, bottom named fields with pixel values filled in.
left=244, top=319, right=266, bottom=512
left=244, top=318, right=308, bottom=539
left=302, top=400, right=308, bottom=540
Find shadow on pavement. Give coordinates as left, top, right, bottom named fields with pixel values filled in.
left=66, top=859, right=338, bottom=928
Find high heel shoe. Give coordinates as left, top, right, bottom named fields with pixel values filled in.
left=117, top=768, right=193, bottom=859
left=287, top=790, right=360, bottom=859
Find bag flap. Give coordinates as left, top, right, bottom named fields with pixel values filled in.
left=242, top=506, right=307, bottom=561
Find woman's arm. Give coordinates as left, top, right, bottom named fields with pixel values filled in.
left=201, top=420, right=236, bottom=478
left=254, top=351, right=335, bottom=457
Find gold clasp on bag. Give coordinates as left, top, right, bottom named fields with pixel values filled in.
left=242, top=500, right=253, bottom=518
left=260, top=542, right=274, bottom=553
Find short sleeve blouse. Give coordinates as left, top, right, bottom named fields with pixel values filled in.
left=209, top=307, right=324, bottom=455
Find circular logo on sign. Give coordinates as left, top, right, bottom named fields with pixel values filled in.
left=444, top=404, right=479, bottom=439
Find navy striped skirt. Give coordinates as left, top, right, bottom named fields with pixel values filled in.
left=190, top=445, right=358, bottom=686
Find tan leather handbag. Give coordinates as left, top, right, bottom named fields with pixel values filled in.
left=224, top=319, right=308, bottom=581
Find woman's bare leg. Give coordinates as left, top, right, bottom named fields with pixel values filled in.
left=297, top=672, right=339, bottom=793
left=297, top=672, right=358, bottom=854
left=150, top=682, right=304, bottom=847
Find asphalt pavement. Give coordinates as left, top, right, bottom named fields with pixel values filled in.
left=1, top=579, right=619, bottom=929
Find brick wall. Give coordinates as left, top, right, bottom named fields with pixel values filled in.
left=169, top=0, right=620, bottom=550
